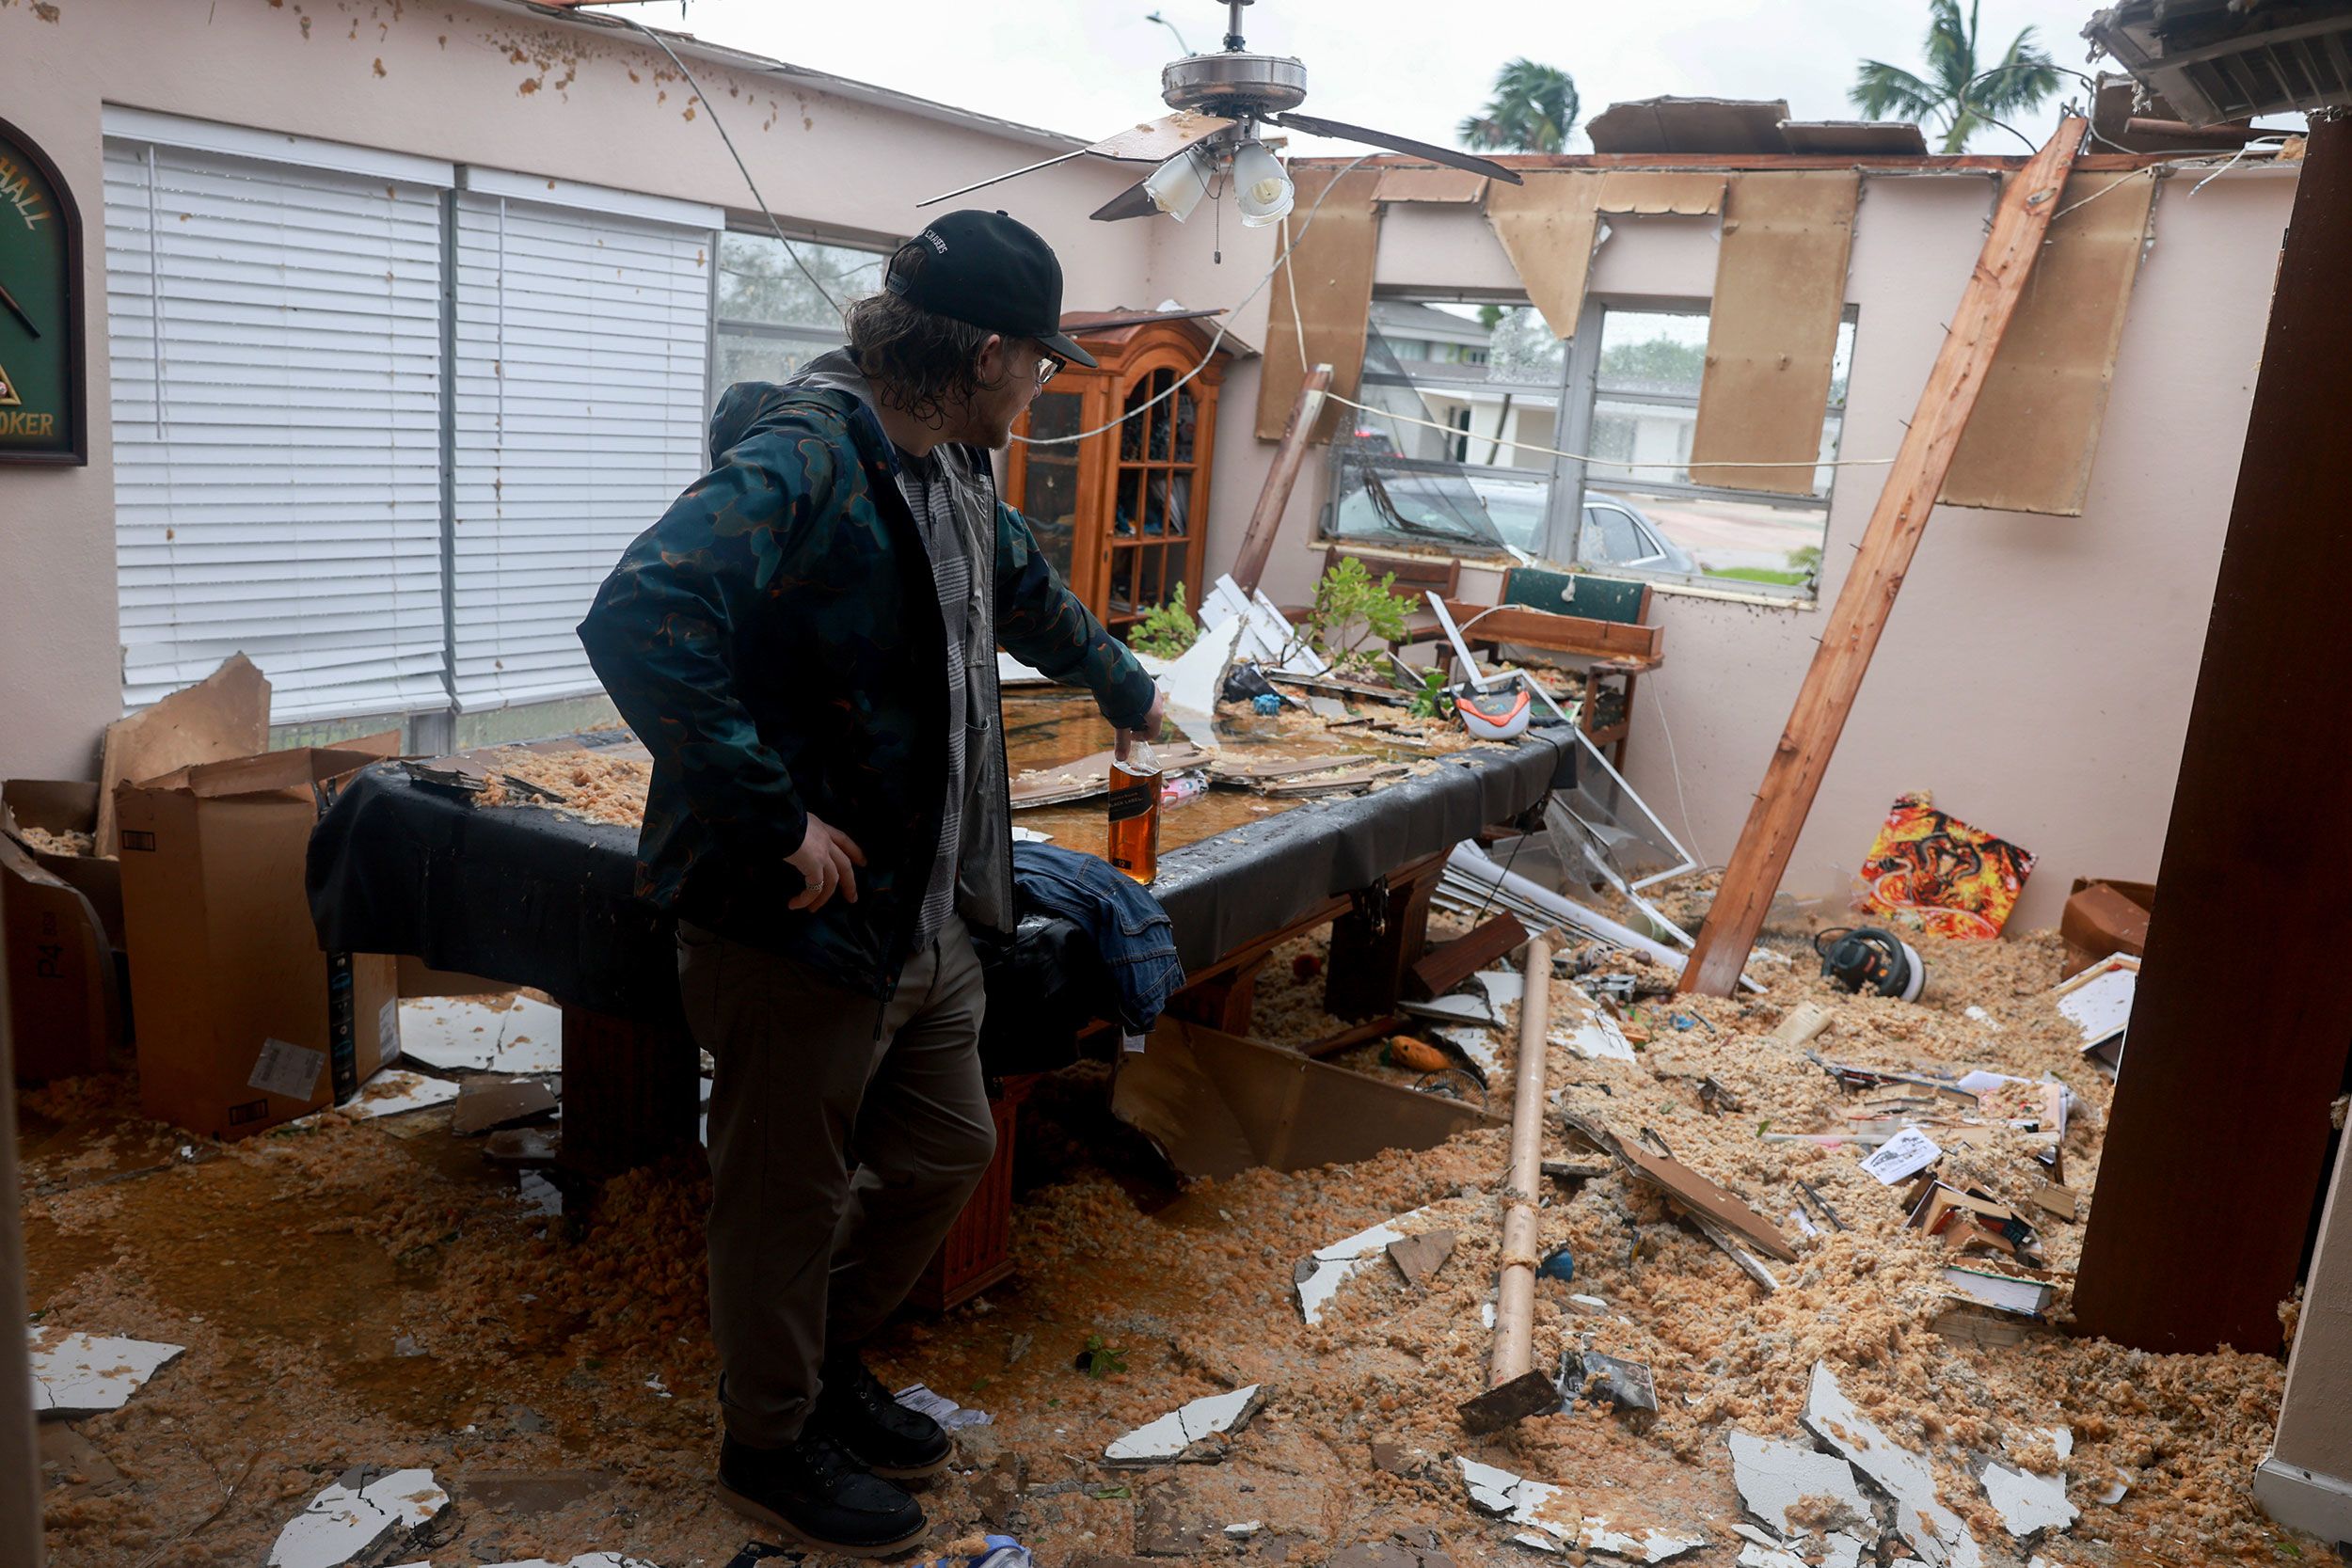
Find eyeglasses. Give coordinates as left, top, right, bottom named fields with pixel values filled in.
left=1035, top=351, right=1066, bottom=388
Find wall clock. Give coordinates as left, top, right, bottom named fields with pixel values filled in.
left=0, top=117, right=87, bottom=466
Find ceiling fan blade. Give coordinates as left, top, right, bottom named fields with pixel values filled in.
left=917, top=146, right=1091, bottom=209
left=1087, top=110, right=1235, bottom=162
left=1089, top=177, right=1165, bottom=222
left=1263, top=113, right=1525, bottom=184
left=919, top=112, right=1235, bottom=210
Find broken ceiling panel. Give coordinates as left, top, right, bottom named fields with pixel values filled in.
left=1778, top=119, right=1931, bottom=155
left=1587, top=98, right=1792, bottom=154
left=1375, top=166, right=1489, bottom=203
left=1482, top=171, right=1606, bottom=340
left=1687, top=171, right=1859, bottom=494
left=1103, top=1384, right=1266, bottom=1464
left=1256, top=165, right=1383, bottom=441
left=1727, top=1430, right=1878, bottom=1542
left=1939, top=168, right=2158, bottom=515
left=1801, top=1363, right=1982, bottom=1568
left=28, top=1330, right=184, bottom=1417
left=1597, top=171, right=1726, bottom=214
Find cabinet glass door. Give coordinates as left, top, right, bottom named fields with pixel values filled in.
left=1105, top=367, right=1201, bottom=628
left=1018, top=389, right=1086, bottom=583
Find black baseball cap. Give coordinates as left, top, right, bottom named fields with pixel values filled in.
left=884, top=209, right=1098, bottom=368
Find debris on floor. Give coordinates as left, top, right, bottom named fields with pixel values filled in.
left=1101, top=1383, right=1265, bottom=1465
left=266, top=1466, right=449, bottom=1568
left=26, top=1329, right=183, bottom=1417
left=398, top=993, right=564, bottom=1074
left=1801, top=1361, right=1981, bottom=1568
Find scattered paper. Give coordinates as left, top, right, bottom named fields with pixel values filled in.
left=268, top=1467, right=449, bottom=1568
left=2055, top=958, right=2136, bottom=1056
left=28, top=1329, right=184, bottom=1417
left=1010, top=825, right=1053, bottom=844
left=895, top=1381, right=993, bottom=1432
left=1860, top=1127, right=1944, bottom=1184
left=1552, top=994, right=1637, bottom=1063
left=1103, top=1384, right=1264, bottom=1465
left=250, top=1037, right=326, bottom=1101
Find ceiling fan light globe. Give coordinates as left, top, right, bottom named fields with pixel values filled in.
left=1231, top=141, right=1295, bottom=228
left=1143, top=149, right=1212, bottom=222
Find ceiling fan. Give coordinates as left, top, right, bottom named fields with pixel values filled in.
left=917, top=0, right=1523, bottom=225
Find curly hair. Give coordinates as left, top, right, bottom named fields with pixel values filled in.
left=845, top=245, right=1018, bottom=428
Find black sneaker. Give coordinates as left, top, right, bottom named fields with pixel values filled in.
left=715, top=1430, right=926, bottom=1558
left=813, top=1351, right=955, bottom=1481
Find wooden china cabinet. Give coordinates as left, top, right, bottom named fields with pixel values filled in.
left=1002, top=310, right=1234, bottom=635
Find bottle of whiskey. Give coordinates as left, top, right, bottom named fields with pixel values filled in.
left=1107, top=740, right=1163, bottom=884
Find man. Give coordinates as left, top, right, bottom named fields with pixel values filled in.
left=579, top=210, right=1163, bottom=1557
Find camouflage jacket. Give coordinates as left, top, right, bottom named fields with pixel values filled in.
left=579, top=368, right=1155, bottom=999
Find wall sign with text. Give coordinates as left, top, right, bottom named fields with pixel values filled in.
left=0, top=118, right=87, bottom=465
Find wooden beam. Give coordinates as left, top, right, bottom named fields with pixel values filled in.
left=1231, top=364, right=1332, bottom=595
left=1407, top=911, right=1530, bottom=1000
left=1325, top=852, right=1442, bottom=1021
left=2070, top=116, right=2352, bottom=1354
left=1462, top=605, right=1663, bottom=661
left=1677, top=117, right=2089, bottom=997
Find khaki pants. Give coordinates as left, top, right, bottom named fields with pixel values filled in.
left=680, top=913, right=995, bottom=1447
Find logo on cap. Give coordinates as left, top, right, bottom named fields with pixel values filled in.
left=921, top=229, right=948, bottom=255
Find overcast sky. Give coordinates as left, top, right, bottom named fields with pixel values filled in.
left=603, top=0, right=2113, bottom=156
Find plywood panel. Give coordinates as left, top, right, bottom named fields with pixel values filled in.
left=1688, top=171, right=1859, bottom=495
left=1939, top=170, right=2156, bottom=515
left=1256, top=165, right=1383, bottom=441
left=1374, top=166, right=1487, bottom=204
left=1597, top=171, right=1724, bottom=215
left=1480, top=170, right=1605, bottom=340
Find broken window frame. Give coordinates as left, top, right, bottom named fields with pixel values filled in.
left=1325, top=291, right=1857, bottom=606
left=708, top=227, right=891, bottom=391
left=1551, top=296, right=1857, bottom=603
left=1321, top=287, right=1565, bottom=560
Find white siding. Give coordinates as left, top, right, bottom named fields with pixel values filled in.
left=103, top=139, right=449, bottom=721
left=450, top=192, right=711, bottom=712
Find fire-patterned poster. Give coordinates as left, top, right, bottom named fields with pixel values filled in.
left=1852, top=790, right=2036, bottom=940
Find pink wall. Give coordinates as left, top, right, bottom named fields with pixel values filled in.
left=0, top=0, right=1144, bottom=778
left=1162, top=163, right=2296, bottom=933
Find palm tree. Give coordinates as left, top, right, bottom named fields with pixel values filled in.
left=1459, top=59, right=1580, bottom=154
left=1851, top=0, right=2059, bottom=153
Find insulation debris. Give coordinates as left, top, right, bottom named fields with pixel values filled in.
left=267, top=1467, right=450, bottom=1568
left=1101, top=1383, right=1265, bottom=1465
left=27, top=1329, right=184, bottom=1417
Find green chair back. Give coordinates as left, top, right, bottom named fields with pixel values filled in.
left=1501, top=568, right=1648, bottom=626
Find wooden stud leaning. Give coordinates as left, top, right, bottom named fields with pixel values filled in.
left=1230, top=364, right=1332, bottom=595
left=1678, top=118, right=2090, bottom=997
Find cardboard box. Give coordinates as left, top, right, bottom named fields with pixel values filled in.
left=2060, top=878, right=2153, bottom=977
left=115, top=748, right=398, bottom=1138
left=1, top=835, right=122, bottom=1081
left=1, top=780, right=124, bottom=951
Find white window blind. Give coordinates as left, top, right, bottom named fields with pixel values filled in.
left=451, top=192, right=712, bottom=711
left=103, top=139, right=450, bottom=721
